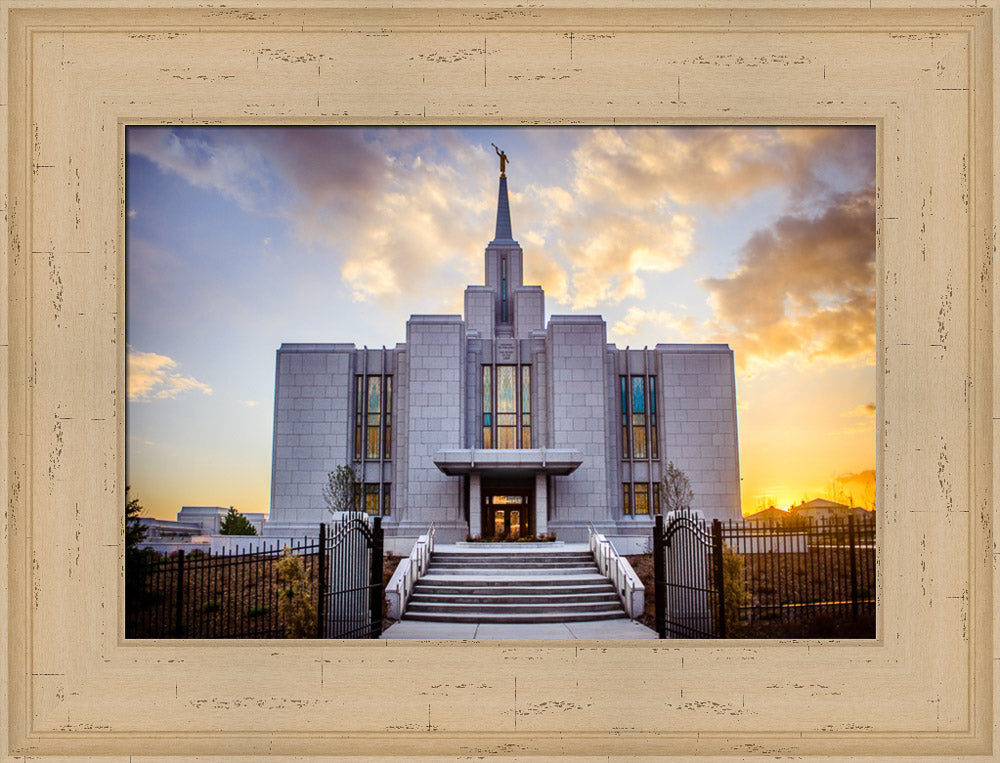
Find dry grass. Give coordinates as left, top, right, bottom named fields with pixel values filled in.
left=128, top=550, right=403, bottom=638
left=625, top=551, right=875, bottom=638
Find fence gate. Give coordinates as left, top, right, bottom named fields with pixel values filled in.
left=318, top=516, right=384, bottom=638
left=653, top=512, right=726, bottom=639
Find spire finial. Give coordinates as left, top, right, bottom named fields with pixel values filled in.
left=491, top=143, right=509, bottom=177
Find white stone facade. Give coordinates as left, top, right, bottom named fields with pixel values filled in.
left=268, top=174, right=741, bottom=550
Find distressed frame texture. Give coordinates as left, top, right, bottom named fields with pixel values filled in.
left=1, top=1, right=997, bottom=759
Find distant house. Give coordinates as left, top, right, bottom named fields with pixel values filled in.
left=745, top=506, right=791, bottom=524
left=789, top=498, right=868, bottom=523
left=137, top=506, right=270, bottom=553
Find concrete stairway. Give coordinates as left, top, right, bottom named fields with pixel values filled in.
left=403, top=544, right=627, bottom=624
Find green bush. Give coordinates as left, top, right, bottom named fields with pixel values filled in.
left=275, top=547, right=316, bottom=637
left=721, top=546, right=748, bottom=635
left=219, top=507, right=257, bottom=536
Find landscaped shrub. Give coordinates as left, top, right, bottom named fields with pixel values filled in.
left=275, top=547, right=316, bottom=638
left=721, top=546, right=748, bottom=635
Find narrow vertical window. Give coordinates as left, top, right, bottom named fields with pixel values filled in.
left=622, top=483, right=631, bottom=515
left=620, top=376, right=629, bottom=456
left=634, top=483, right=649, bottom=515
left=363, top=483, right=379, bottom=515
left=383, top=376, right=392, bottom=458
left=496, top=365, right=517, bottom=449
left=354, top=376, right=364, bottom=460
left=521, top=365, right=531, bottom=449
left=482, top=365, right=493, bottom=448
left=652, top=482, right=661, bottom=515
left=366, top=376, right=382, bottom=459
left=631, top=376, right=647, bottom=458
left=382, top=483, right=391, bottom=516
left=501, top=258, right=508, bottom=323
left=649, top=376, right=658, bottom=459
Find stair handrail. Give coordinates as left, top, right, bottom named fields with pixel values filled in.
left=587, top=523, right=645, bottom=619
left=388, top=524, right=435, bottom=619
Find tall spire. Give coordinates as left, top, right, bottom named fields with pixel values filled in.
left=492, top=175, right=516, bottom=244
left=489, top=144, right=516, bottom=246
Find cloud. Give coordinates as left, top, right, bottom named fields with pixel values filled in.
left=611, top=306, right=697, bottom=341
left=842, top=403, right=876, bottom=418
left=127, top=126, right=875, bottom=320
left=127, top=346, right=212, bottom=401
left=702, top=188, right=876, bottom=371
left=567, top=126, right=874, bottom=209
left=832, top=468, right=877, bottom=508
left=127, top=209, right=137, bottom=219
left=510, top=127, right=873, bottom=311
left=834, top=402, right=877, bottom=434
left=128, top=127, right=489, bottom=309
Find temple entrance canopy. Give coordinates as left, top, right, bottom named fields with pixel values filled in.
left=433, top=448, right=583, bottom=539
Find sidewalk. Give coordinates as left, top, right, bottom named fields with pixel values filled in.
left=381, top=617, right=658, bottom=639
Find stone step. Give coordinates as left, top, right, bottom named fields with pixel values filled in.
left=404, top=610, right=628, bottom=624
left=434, top=551, right=594, bottom=561
left=418, top=567, right=607, bottom=585
left=431, top=560, right=595, bottom=570
left=414, top=583, right=616, bottom=597
left=406, top=599, right=621, bottom=615
left=399, top=545, right=626, bottom=625
left=409, top=591, right=620, bottom=605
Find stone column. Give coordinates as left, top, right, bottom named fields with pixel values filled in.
left=535, top=472, right=548, bottom=536
left=469, top=473, right=482, bottom=538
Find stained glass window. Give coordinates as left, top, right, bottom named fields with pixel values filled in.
left=623, top=483, right=631, bottom=515
left=621, top=375, right=658, bottom=460
left=653, top=482, right=661, bottom=514
left=634, top=483, right=650, bottom=515
left=631, top=376, right=647, bottom=458
left=354, top=375, right=392, bottom=462
left=497, top=365, right=517, bottom=449
left=382, top=483, right=391, bottom=516
left=366, top=376, right=382, bottom=459
left=482, top=365, right=492, bottom=448
left=482, top=365, right=532, bottom=450
left=364, top=483, right=379, bottom=515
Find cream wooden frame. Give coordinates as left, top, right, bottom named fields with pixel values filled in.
left=2, top=2, right=996, bottom=759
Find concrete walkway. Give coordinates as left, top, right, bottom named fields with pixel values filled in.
left=381, top=617, right=658, bottom=639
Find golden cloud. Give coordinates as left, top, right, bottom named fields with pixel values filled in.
left=610, top=306, right=698, bottom=341
left=702, top=189, right=876, bottom=371
left=127, top=346, right=212, bottom=401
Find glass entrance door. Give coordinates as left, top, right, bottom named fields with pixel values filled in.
left=482, top=484, right=532, bottom=540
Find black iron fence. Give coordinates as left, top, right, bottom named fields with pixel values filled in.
left=654, top=512, right=876, bottom=638
left=126, top=518, right=383, bottom=639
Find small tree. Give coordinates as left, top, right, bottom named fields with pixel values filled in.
left=124, top=488, right=155, bottom=626
left=322, top=465, right=361, bottom=514
left=125, top=487, right=147, bottom=554
left=661, top=461, right=694, bottom=514
left=275, top=547, right=316, bottom=638
left=219, top=506, right=257, bottom=535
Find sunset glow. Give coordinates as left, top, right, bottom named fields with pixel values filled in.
left=126, top=126, right=875, bottom=520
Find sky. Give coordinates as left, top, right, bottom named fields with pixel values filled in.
left=125, top=126, right=876, bottom=520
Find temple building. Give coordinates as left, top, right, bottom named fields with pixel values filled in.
left=266, top=161, right=741, bottom=552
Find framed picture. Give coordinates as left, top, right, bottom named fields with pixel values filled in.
left=2, top=1, right=995, bottom=758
